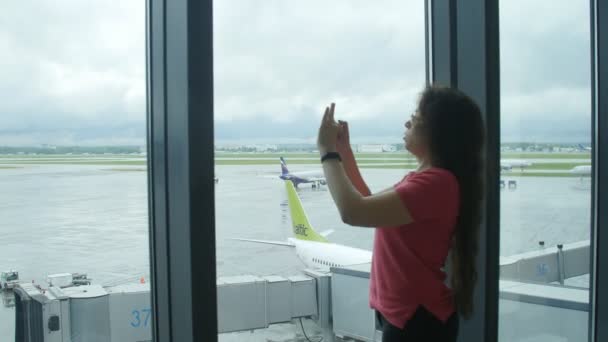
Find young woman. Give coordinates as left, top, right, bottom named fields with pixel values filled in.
left=317, top=85, right=484, bottom=342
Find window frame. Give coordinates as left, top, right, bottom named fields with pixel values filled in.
left=429, top=0, right=606, bottom=341
left=144, top=0, right=607, bottom=341
left=591, top=0, right=608, bottom=341
left=428, top=0, right=500, bottom=340
left=147, top=0, right=217, bottom=341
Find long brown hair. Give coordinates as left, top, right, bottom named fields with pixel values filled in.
left=417, top=85, right=485, bottom=319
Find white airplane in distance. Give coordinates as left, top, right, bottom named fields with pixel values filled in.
left=570, top=165, right=591, bottom=177
left=578, top=144, right=592, bottom=152
left=232, top=180, right=372, bottom=271
left=500, top=159, right=533, bottom=172
left=279, top=157, right=327, bottom=188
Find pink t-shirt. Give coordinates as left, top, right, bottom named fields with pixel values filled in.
left=369, top=167, right=460, bottom=329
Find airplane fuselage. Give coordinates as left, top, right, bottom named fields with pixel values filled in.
left=288, top=238, right=372, bottom=270
left=571, top=165, right=591, bottom=176
left=280, top=172, right=326, bottom=187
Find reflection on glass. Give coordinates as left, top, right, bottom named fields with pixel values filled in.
left=498, top=1, right=592, bottom=341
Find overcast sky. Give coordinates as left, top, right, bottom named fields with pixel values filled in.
left=0, top=0, right=591, bottom=146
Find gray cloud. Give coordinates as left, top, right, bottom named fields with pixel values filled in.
left=500, top=0, right=591, bottom=142
left=0, top=0, right=593, bottom=145
left=213, top=0, right=426, bottom=126
left=0, top=1, right=145, bottom=145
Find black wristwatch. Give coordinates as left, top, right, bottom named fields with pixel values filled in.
left=321, top=151, right=342, bottom=163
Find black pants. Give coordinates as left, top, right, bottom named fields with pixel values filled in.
left=376, top=306, right=459, bottom=342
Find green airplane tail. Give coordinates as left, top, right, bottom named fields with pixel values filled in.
left=284, top=180, right=329, bottom=243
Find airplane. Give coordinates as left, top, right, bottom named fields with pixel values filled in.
left=578, top=144, right=592, bottom=152
left=500, top=159, right=532, bottom=172
left=279, top=156, right=327, bottom=188
left=232, top=180, right=372, bottom=271
left=570, top=165, right=591, bottom=177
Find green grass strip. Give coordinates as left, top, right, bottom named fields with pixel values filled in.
left=0, top=160, right=146, bottom=166
left=0, top=154, right=142, bottom=159
left=526, top=163, right=590, bottom=170
left=215, top=152, right=411, bottom=159
left=504, top=172, right=584, bottom=178
left=501, top=153, right=590, bottom=159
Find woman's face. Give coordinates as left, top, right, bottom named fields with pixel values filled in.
left=404, top=111, right=428, bottom=157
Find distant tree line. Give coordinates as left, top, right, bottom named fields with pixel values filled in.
left=215, top=143, right=408, bottom=153
left=0, top=146, right=144, bottom=155
left=501, top=142, right=591, bottom=152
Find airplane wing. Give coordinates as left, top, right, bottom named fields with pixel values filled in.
left=230, top=238, right=295, bottom=247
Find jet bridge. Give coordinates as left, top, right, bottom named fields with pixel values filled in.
left=331, top=263, right=590, bottom=342
left=13, top=240, right=592, bottom=342
left=331, top=239, right=591, bottom=342
left=13, top=273, right=328, bottom=342
left=500, top=240, right=590, bottom=284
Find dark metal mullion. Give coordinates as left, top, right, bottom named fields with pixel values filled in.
left=425, top=0, right=431, bottom=85
left=448, top=0, right=458, bottom=87
left=431, top=0, right=501, bottom=340
left=186, top=1, right=217, bottom=340
left=431, top=0, right=456, bottom=87
left=454, top=0, right=500, bottom=340
left=165, top=0, right=194, bottom=340
left=589, top=1, right=596, bottom=340
left=147, top=0, right=217, bottom=341
left=147, top=0, right=171, bottom=340
left=482, top=1, right=501, bottom=340
left=592, top=0, right=608, bottom=340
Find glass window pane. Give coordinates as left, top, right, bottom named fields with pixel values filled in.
left=214, top=1, right=425, bottom=340
left=499, top=1, right=592, bottom=341
left=0, top=2, right=150, bottom=340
